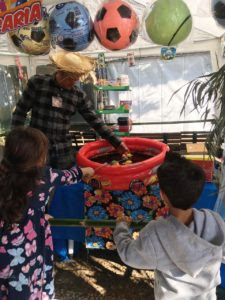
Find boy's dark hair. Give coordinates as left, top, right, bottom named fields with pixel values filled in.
left=157, top=151, right=205, bottom=210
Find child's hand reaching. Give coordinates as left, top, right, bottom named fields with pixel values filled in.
left=45, top=214, right=53, bottom=221
left=116, top=214, right=132, bottom=226
left=81, top=167, right=95, bottom=178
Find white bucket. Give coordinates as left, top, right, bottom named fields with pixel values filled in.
left=119, top=74, right=129, bottom=86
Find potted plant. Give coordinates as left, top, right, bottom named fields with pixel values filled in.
left=171, top=64, right=225, bottom=158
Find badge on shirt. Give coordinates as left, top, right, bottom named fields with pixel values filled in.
left=52, top=96, right=63, bottom=108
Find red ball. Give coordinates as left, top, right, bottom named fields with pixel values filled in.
left=94, top=0, right=139, bottom=51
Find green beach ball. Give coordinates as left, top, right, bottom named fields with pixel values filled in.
left=145, top=0, right=192, bottom=46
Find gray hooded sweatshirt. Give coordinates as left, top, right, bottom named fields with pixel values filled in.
left=113, top=209, right=225, bottom=300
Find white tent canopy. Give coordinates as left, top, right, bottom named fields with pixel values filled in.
left=0, top=0, right=224, bottom=54
left=0, top=0, right=225, bottom=134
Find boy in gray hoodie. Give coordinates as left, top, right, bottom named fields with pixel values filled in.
left=113, top=152, right=225, bottom=300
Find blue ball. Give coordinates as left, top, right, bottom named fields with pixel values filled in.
left=49, top=1, right=94, bottom=51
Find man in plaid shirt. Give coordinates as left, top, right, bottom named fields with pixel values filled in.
left=11, top=53, right=128, bottom=169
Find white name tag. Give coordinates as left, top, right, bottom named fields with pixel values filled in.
left=52, top=96, right=63, bottom=108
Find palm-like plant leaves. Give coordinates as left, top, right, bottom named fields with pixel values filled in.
left=170, top=64, right=225, bottom=156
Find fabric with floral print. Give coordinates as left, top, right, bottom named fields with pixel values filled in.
left=0, top=166, right=82, bottom=300
left=84, top=180, right=169, bottom=249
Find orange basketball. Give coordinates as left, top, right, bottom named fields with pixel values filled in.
left=94, top=0, right=139, bottom=51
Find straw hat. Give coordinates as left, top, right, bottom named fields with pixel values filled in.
left=49, top=51, right=96, bottom=82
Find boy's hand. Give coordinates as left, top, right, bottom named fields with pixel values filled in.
left=81, top=167, right=95, bottom=178
left=116, top=214, right=132, bottom=226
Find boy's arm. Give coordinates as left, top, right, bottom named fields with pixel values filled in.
left=222, top=241, right=225, bottom=263
left=221, top=217, right=225, bottom=263
left=113, top=222, right=157, bottom=270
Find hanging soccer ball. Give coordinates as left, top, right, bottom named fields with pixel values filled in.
left=145, top=0, right=192, bottom=46
left=8, top=10, right=50, bottom=55
left=212, top=0, right=225, bottom=28
left=49, top=1, right=94, bottom=51
left=94, top=0, right=139, bottom=51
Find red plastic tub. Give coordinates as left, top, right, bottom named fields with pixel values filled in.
left=76, top=137, right=169, bottom=190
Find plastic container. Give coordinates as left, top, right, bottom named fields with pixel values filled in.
left=118, top=74, right=129, bottom=86
left=185, top=155, right=213, bottom=182
left=117, top=117, right=129, bottom=125
left=76, top=137, right=169, bottom=190
left=119, top=125, right=130, bottom=132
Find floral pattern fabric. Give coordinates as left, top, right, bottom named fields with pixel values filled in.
left=84, top=178, right=169, bottom=249
left=0, top=166, right=82, bottom=300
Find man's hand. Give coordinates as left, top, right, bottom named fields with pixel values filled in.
left=116, top=142, right=129, bottom=155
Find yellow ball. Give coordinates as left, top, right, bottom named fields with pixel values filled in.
left=8, top=16, right=50, bottom=55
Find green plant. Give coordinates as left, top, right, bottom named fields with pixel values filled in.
left=171, top=64, right=225, bottom=157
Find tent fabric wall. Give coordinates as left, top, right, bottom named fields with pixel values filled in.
left=107, top=52, right=213, bottom=133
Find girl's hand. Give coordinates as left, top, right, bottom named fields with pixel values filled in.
left=45, top=214, right=53, bottom=221
left=81, top=167, right=95, bottom=178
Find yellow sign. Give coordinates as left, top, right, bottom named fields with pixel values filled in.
left=0, top=0, right=42, bottom=34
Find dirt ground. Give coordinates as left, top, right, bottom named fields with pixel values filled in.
left=54, top=249, right=155, bottom=300
left=54, top=248, right=225, bottom=300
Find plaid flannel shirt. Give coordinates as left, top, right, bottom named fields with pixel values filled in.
left=11, top=74, right=121, bottom=168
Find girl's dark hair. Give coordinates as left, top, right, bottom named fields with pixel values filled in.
left=0, top=127, right=48, bottom=229
left=157, top=151, right=205, bottom=210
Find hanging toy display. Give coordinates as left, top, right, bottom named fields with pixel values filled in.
left=212, top=0, right=225, bottom=28
left=144, top=0, right=192, bottom=47
left=160, top=47, right=176, bottom=60
left=15, top=0, right=28, bottom=6
left=8, top=8, right=50, bottom=55
left=15, top=56, right=24, bottom=80
left=94, top=0, right=139, bottom=51
left=0, top=0, right=6, bottom=12
left=0, top=0, right=22, bottom=12
left=49, top=1, right=94, bottom=51
left=127, top=52, right=135, bottom=66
